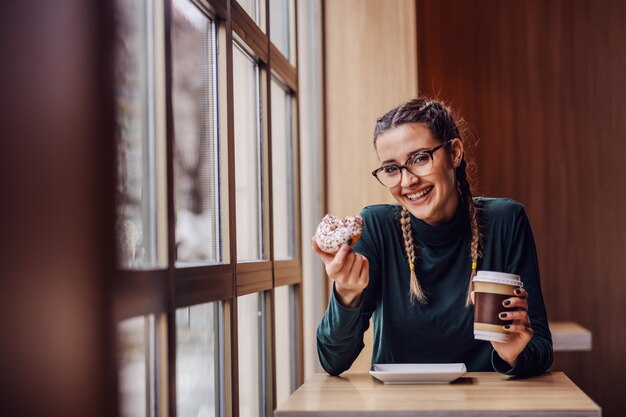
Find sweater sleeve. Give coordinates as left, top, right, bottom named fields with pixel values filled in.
left=492, top=203, right=554, bottom=377
left=316, top=207, right=381, bottom=376
left=316, top=284, right=373, bottom=375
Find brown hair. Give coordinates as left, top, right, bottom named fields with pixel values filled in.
left=374, top=98, right=482, bottom=306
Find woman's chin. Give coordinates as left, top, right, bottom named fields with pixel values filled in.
left=403, top=202, right=434, bottom=223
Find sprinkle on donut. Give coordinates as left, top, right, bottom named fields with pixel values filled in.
left=314, top=214, right=363, bottom=253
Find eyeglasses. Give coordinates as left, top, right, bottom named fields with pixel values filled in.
left=371, top=140, right=453, bottom=187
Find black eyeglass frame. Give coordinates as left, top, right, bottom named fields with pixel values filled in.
left=371, top=139, right=453, bottom=187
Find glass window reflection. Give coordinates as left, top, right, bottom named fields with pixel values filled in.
left=176, top=302, right=221, bottom=417
left=114, top=0, right=160, bottom=269
left=233, top=43, right=264, bottom=261
left=269, top=0, right=293, bottom=59
left=274, top=285, right=296, bottom=407
left=171, top=0, right=222, bottom=265
left=118, top=315, right=156, bottom=417
left=271, top=77, right=295, bottom=260
left=237, top=293, right=265, bottom=417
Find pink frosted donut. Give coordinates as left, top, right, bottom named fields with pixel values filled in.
left=314, top=214, right=363, bottom=254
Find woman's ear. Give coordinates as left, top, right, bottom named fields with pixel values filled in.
left=451, top=138, right=464, bottom=168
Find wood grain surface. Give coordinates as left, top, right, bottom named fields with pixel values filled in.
left=275, top=372, right=601, bottom=416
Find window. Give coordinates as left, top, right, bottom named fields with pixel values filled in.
left=176, top=302, right=222, bottom=417
left=271, top=76, right=295, bottom=260
left=113, top=1, right=302, bottom=416
left=269, top=0, right=295, bottom=62
left=171, top=0, right=221, bottom=265
left=273, top=285, right=297, bottom=406
left=237, top=293, right=265, bottom=417
left=233, top=42, right=264, bottom=262
left=118, top=316, right=156, bottom=417
left=114, top=0, right=161, bottom=269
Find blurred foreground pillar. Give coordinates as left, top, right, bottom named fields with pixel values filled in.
left=0, top=2, right=117, bottom=417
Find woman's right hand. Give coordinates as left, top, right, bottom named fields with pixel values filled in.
left=312, top=240, right=369, bottom=308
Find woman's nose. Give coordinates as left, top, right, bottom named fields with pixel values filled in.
left=400, top=167, right=420, bottom=188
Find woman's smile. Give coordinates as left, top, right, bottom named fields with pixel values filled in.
left=404, top=185, right=433, bottom=203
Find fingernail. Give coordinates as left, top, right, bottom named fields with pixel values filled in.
left=503, top=325, right=510, bottom=330
left=499, top=312, right=507, bottom=319
left=514, top=288, right=522, bottom=295
left=503, top=300, right=511, bottom=306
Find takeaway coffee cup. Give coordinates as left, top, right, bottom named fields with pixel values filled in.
left=472, top=271, right=523, bottom=343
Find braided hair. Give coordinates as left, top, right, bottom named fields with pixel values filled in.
left=374, top=98, right=482, bottom=306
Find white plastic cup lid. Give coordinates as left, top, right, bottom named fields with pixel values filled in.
left=473, top=270, right=523, bottom=287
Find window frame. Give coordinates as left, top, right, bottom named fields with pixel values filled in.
left=113, top=0, right=303, bottom=416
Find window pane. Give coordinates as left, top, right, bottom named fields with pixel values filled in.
left=172, top=0, right=221, bottom=265
left=118, top=316, right=155, bottom=417
left=233, top=44, right=263, bottom=261
left=274, top=285, right=296, bottom=407
left=176, top=302, right=221, bottom=417
left=237, top=293, right=264, bottom=417
left=269, top=0, right=289, bottom=59
left=271, top=78, right=295, bottom=260
left=114, top=0, right=160, bottom=269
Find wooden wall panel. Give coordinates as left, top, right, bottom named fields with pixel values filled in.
left=325, top=0, right=417, bottom=218
left=324, top=0, right=418, bottom=372
left=418, top=1, right=626, bottom=416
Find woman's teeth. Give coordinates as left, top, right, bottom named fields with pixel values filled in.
left=406, top=187, right=433, bottom=201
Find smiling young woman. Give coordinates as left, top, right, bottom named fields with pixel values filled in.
left=314, top=98, right=553, bottom=377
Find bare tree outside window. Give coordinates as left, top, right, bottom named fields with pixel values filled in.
left=114, top=0, right=156, bottom=269
left=171, top=0, right=221, bottom=264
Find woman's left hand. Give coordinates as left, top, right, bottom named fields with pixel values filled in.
left=471, top=287, right=534, bottom=367
left=493, top=287, right=534, bottom=366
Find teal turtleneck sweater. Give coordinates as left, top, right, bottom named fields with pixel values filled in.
left=317, top=198, right=553, bottom=377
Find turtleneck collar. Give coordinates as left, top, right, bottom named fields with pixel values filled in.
left=409, top=200, right=470, bottom=246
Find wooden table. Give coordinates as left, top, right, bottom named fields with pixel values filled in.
left=549, top=321, right=592, bottom=351
left=275, top=372, right=600, bottom=417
